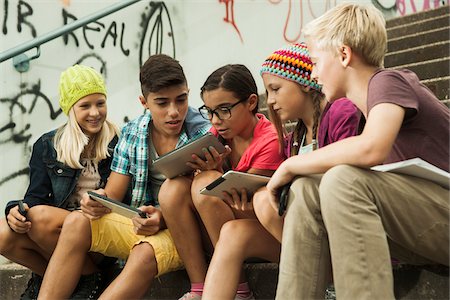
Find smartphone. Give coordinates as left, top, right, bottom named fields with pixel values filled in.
left=18, top=200, right=28, bottom=219
left=278, top=183, right=291, bottom=216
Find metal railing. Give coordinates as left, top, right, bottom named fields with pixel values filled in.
left=0, top=0, right=140, bottom=69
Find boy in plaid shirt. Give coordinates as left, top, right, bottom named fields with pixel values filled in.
left=38, top=54, right=210, bottom=299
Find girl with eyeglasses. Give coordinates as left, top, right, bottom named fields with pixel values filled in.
left=159, top=64, right=285, bottom=300
left=200, top=43, right=362, bottom=300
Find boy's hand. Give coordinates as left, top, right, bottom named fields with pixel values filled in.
left=187, top=145, right=231, bottom=173
left=80, top=189, right=111, bottom=220
left=132, top=206, right=165, bottom=236
left=7, top=203, right=31, bottom=233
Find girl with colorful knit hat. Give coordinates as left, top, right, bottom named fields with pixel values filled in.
left=200, top=43, right=362, bottom=299
left=0, top=64, right=119, bottom=299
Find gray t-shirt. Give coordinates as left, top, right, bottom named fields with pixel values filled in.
left=367, top=69, right=449, bottom=171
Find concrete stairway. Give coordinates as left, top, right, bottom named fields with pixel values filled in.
left=385, top=5, right=450, bottom=105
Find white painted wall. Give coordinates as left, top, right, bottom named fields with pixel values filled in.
left=0, top=0, right=446, bottom=264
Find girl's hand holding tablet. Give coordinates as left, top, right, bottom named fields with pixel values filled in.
left=187, top=145, right=232, bottom=173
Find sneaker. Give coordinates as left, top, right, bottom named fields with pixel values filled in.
left=71, top=272, right=104, bottom=299
left=179, top=291, right=202, bottom=300
left=20, top=273, right=42, bottom=300
left=234, top=292, right=255, bottom=300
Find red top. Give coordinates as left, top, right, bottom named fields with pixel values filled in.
left=210, top=113, right=285, bottom=172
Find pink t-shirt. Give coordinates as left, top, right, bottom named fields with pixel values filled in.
left=210, top=113, right=285, bottom=172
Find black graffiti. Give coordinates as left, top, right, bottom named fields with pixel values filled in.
left=0, top=80, right=61, bottom=146
left=17, top=0, right=36, bottom=37
left=2, top=0, right=8, bottom=34
left=83, top=20, right=105, bottom=49
left=75, top=53, right=108, bottom=79
left=62, top=9, right=79, bottom=46
left=0, top=167, right=28, bottom=186
left=101, top=21, right=130, bottom=56
left=139, top=1, right=175, bottom=66
left=62, top=8, right=130, bottom=57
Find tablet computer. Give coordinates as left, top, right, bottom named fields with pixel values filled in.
left=199, top=171, right=270, bottom=199
left=87, top=191, right=147, bottom=219
left=152, top=132, right=226, bottom=179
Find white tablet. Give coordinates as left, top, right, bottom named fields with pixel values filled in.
left=87, top=191, right=147, bottom=219
left=199, top=171, right=270, bottom=199
left=152, top=132, right=226, bottom=179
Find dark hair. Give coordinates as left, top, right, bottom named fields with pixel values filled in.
left=200, top=64, right=259, bottom=114
left=140, top=54, right=187, bottom=97
left=268, top=89, right=324, bottom=155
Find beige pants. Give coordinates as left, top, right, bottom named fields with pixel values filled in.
left=276, top=165, right=449, bottom=300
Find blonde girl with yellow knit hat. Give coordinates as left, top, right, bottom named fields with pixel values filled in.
left=0, top=64, right=119, bottom=299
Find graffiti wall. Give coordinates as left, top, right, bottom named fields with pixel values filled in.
left=0, top=0, right=447, bottom=263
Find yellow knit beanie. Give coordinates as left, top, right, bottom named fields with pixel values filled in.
left=59, top=64, right=107, bottom=115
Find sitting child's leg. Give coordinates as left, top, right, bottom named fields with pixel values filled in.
left=253, top=187, right=284, bottom=242
left=203, top=219, right=280, bottom=300
left=99, top=243, right=157, bottom=299
left=159, top=177, right=209, bottom=290
left=191, top=170, right=235, bottom=245
left=38, top=211, right=98, bottom=299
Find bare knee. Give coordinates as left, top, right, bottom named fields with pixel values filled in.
left=218, top=221, right=250, bottom=252
left=128, top=243, right=158, bottom=277
left=0, top=218, right=19, bottom=255
left=253, top=189, right=274, bottom=226
left=159, top=177, right=193, bottom=211
left=58, top=212, right=92, bottom=248
left=27, top=206, right=61, bottom=241
left=191, top=170, right=222, bottom=209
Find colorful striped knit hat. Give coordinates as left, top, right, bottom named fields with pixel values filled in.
left=59, top=64, right=107, bottom=115
left=260, top=42, right=321, bottom=92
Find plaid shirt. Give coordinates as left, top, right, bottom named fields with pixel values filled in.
left=112, top=106, right=210, bottom=207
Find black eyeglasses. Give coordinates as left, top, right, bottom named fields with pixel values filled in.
left=198, top=98, right=247, bottom=121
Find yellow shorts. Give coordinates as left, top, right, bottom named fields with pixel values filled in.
left=89, top=212, right=183, bottom=276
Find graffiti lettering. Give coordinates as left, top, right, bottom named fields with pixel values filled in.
left=62, top=8, right=130, bottom=57
left=101, top=21, right=130, bottom=56
left=17, top=0, right=36, bottom=37
left=2, top=0, right=8, bottom=34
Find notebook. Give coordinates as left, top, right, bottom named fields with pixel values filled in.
left=371, top=158, right=449, bottom=189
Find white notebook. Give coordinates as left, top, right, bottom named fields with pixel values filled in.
left=371, top=158, right=450, bottom=189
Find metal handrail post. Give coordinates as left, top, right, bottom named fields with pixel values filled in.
left=0, top=0, right=141, bottom=63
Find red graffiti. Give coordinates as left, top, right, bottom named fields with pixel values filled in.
left=219, top=0, right=243, bottom=42
left=269, top=0, right=336, bottom=43
left=396, top=0, right=443, bottom=16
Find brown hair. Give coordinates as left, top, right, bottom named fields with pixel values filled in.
left=139, top=54, right=187, bottom=97
left=201, top=64, right=259, bottom=114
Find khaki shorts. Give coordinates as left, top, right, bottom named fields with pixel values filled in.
left=89, top=212, right=183, bottom=276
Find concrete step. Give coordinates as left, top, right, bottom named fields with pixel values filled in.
left=391, top=57, right=450, bottom=81
left=387, top=14, right=449, bottom=39
left=386, top=5, right=450, bottom=28
left=385, top=41, right=450, bottom=68
left=388, top=27, right=450, bottom=53
left=421, top=76, right=450, bottom=101
left=1, top=262, right=448, bottom=299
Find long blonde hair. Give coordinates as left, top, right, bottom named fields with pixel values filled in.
left=54, top=108, right=119, bottom=169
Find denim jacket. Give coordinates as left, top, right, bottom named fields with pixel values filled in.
left=5, top=130, right=118, bottom=216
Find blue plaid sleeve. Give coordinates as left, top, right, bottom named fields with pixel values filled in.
left=111, top=124, right=134, bottom=175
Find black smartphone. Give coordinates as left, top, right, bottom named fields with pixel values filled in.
left=18, top=200, right=28, bottom=219
left=278, top=183, right=292, bottom=216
